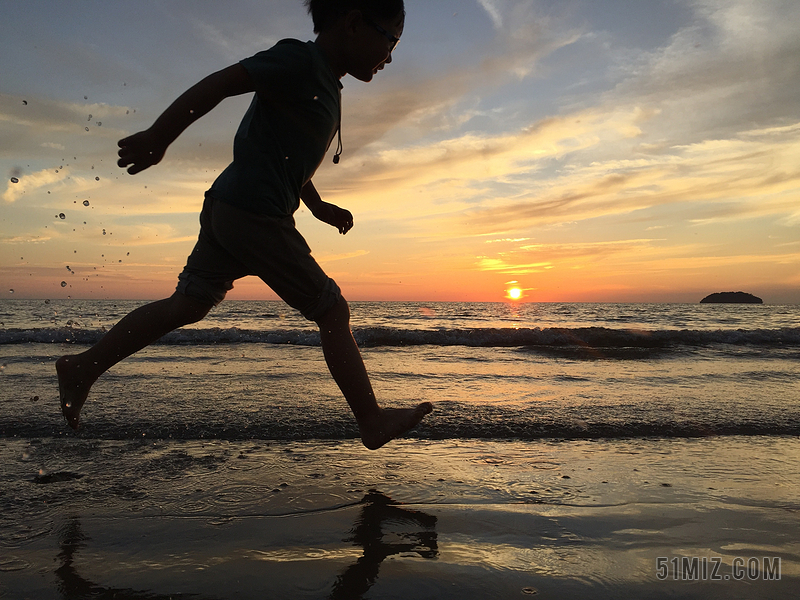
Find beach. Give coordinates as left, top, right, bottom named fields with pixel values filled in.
left=2, top=437, right=798, bottom=599
left=1, top=299, right=799, bottom=598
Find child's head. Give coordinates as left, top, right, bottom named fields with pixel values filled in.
left=305, top=0, right=405, bottom=34
left=306, top=0, right=405, bottom=83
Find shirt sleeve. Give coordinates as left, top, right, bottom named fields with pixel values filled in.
left=239, top=39, right=311, bottom=101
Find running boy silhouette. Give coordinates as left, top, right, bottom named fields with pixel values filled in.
left=56, top=0, right=432, bottom=449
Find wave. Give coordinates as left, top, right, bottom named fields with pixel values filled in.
left=3, top=411, right=798, bottom=442
left=2, top=325, right=799, bottom=348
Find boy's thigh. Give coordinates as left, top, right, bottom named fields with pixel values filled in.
left=212, top=201, right=341, bottom=321
left=177, top=226, right=250, bottom=307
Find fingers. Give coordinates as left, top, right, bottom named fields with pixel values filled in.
left=117, top=142, right=155, bottom=174
left=339, top=219, right=354, bottom=234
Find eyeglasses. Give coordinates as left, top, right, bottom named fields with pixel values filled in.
left=365, top=17, right=400, bottom=52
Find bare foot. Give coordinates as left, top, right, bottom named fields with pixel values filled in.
left=359, top=402, right=433, bottom=450
left=56, top=356, right=96, bottom=430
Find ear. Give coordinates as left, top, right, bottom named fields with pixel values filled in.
left=342, top=9, right=363, bottom=36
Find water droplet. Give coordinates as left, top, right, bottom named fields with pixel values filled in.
left=84, top=95, right=88, bottom=100
left=83, top=200, right=90, bottom=206
left=59, top=213, right=66, bottom=220
left=96, top=121, right=102, bottom=126
left=102, top=229, right=106, bottom=235
left=85, top=127, right=90, bottom=132
left=88, top=115, right=93, bottom=121
left=313, top=95, right=319, bottom=100
left=60, top=281, right=67, bottom=287
left=10, top=177, right=19, bottom=183
left=95, top=177, right=100, bottom=181
left=22, top=100, right=28, bottom=105
left=8, top=289, right=13, bottom=294
left=126, top=252, right=130, bottom=256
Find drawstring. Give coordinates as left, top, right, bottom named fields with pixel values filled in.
left=333, top=126, right=342, bottom=164
left=333, top=89, right=343, bottom=164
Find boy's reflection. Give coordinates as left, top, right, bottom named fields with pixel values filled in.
left=55, top=517, right=201, bottom=599
left=329, top=490, right=438, bottom=600
left=54, top=491, right=438, bottom=599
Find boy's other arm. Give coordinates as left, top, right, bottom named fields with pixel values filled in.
left=118, top=64, right=254, bottom=175
left=301, top=181, right=354, bottom=235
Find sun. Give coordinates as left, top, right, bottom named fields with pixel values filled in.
left=506, top=287, right=523, bottom=301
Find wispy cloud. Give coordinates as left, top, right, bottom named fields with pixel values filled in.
left=3, top=167, right=70, bottom=203
left=477, top=0, right=503, bottom=30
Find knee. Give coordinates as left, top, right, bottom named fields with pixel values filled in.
left=169, top=292, right=212, bottom=326
left=316, top=296, right=350, bottom=331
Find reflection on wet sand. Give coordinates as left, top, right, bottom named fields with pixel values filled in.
left=55, top=517, right=204, bottom=599
left=54, top=491, right=438, bottom=599
left=329, top=491, right=438, bottom=600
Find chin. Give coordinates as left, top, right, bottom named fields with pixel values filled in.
left=352, top=71, right=375, bottom=83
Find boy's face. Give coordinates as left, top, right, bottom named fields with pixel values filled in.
left=347, top=11, right=404, bottom=83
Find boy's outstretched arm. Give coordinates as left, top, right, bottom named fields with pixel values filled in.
left=301, top=180, right=354, bottom=235
left=118, top=64, right=254, bottom=175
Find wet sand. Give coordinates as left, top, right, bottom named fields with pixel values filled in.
left=2, top=437, right=798, bottom=599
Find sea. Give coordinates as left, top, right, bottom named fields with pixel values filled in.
left=1, top=299, right=798, bottom=440
left=1, top=299, right=799, bottom=599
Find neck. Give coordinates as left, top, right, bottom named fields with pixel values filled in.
left=313, top=33, right=347, bottom=79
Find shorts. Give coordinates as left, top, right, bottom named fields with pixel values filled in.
left=176, top=194, right=341, bottom=322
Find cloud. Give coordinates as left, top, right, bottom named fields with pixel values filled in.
left=0, top=92, right=133, bottom=161
left=188, top=16, right=279, bottom=62
left=477, top=238, right=659, bottom=274
left=334, top=1, right=582, bottom=157
left=477, top=0, right=503, bottom=30
left=317, top=249, right=370, bottom=264
left=3, top=167, right=70, bottom=203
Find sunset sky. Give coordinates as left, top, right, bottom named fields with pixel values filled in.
left=2, top=0, right=799, bottom=303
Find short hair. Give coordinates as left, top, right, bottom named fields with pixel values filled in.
left=305, top=0, right=405, bottom=33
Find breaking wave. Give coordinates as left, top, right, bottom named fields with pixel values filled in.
left=3, top=325, right=799, bottom=348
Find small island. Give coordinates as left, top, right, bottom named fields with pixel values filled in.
left=700, top=291, right=763, bottom=304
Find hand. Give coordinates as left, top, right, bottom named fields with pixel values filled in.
left=313, top=202, right=354, bottom=234
left=117, top=130, right=167, bottom=175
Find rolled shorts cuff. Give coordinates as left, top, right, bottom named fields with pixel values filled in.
left=176, top=271, right=231, bottom=307
left=300, top=276, right=342, bottom=322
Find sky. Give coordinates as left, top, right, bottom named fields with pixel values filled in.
left=1, top=0, right=799, bottom=303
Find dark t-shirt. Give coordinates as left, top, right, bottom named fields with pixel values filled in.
left=208, top=39, right=342, bottom=216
